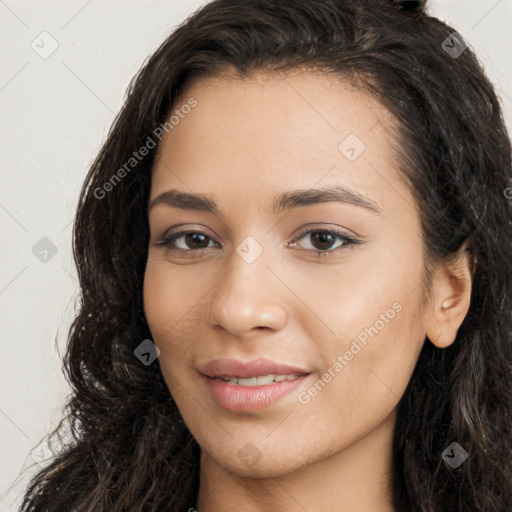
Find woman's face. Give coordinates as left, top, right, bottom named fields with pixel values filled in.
left=144, top=69, right=428, bottom=477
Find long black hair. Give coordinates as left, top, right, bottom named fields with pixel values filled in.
left=20, top=0, right=512, bottom=510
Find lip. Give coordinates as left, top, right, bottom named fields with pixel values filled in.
left=198, top=357, right=311, bottom=379
left=198, top=357, right=312, bottom=412
left=202, top=374, right=311, bottom=411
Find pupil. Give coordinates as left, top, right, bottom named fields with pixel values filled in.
left=313, top=232, right=334, bottom=250
left=186, top=233, right=209, bottom=249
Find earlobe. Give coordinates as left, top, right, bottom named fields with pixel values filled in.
left=424, top=239, right=476, bottom=349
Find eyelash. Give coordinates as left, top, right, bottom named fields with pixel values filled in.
left=156, top=228, right=360, bottom=257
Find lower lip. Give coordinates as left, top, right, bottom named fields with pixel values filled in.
left=202, top=374, right=311, bottom=412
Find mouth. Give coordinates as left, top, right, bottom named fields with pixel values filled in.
left=200, top=372, right=312, bottom=411
left=197, top=357, right=313, bottom=411
left=211, top=372, right=308, bottom=387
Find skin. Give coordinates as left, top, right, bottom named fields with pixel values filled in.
left=143, top=68, right=475, bottom=512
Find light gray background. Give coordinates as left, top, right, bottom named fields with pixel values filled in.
left=1, top=1, right=511, bottom=510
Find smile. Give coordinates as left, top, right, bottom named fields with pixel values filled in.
left=202, top=373, right=311, bottom=411
left=216, top=373, right=305, bottom=386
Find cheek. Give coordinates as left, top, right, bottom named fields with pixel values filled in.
left=143, top=258, right=205, bottom=336
left=291, top=239, right=423, bottom=341
left=143, top=260, right=175, bottom=336
left=142, top=260, right=195, bottom=368
left=143, top=259, right=213, bottom=377
left=297, top=245, right=426, bottom=413
left=324, top=308, right=423, bottom=427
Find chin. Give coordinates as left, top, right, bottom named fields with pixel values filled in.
left=202, top=439, right=314, bottom=479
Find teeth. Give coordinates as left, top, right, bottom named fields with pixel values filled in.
left=238, top=377, right=258, bottom=386
left=218, top=373, right=304, bottom=386
left=255, top=375, right=274, bottom=386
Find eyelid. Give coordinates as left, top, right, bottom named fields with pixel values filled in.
left=288, top=226, right=361, bottom=253
left=155, top=224, right=220, bottom=244
left=155, top=224, right=361, bottom=257
left=290, top=224, right=359, bottom=243
left=156, top=227, right=220, bottom=250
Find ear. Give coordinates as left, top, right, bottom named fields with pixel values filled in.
left=424, top=238, right=477, bottom=348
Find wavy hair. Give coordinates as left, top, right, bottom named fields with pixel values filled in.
left=20, top=0, right=512, bottom=510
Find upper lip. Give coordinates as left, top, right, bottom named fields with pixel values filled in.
left=198, top=357, right=311, bottom=379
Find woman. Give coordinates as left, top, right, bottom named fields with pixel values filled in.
left=20, top=0, right=512, bottom=510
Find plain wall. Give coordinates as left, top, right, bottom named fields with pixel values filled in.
left=1, top=1, right=511, bottom=509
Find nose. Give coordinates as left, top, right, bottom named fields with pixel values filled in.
left=206, top=249, right=288, bottom=337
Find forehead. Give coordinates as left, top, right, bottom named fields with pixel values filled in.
left=178, top=67, right=391, bottom=135
left=150, top=67, right=404, bottom=212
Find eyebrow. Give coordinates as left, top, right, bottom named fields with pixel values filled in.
left=148, top=185, right=383, bottom=216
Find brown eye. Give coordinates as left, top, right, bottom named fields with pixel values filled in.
left=182, top=232, right=211, bottom=250
left=291, top=229, right=360, bottom=256
left=309, top=231, right=337, bottom=251
left=157, top=230, right=219, bottom=252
